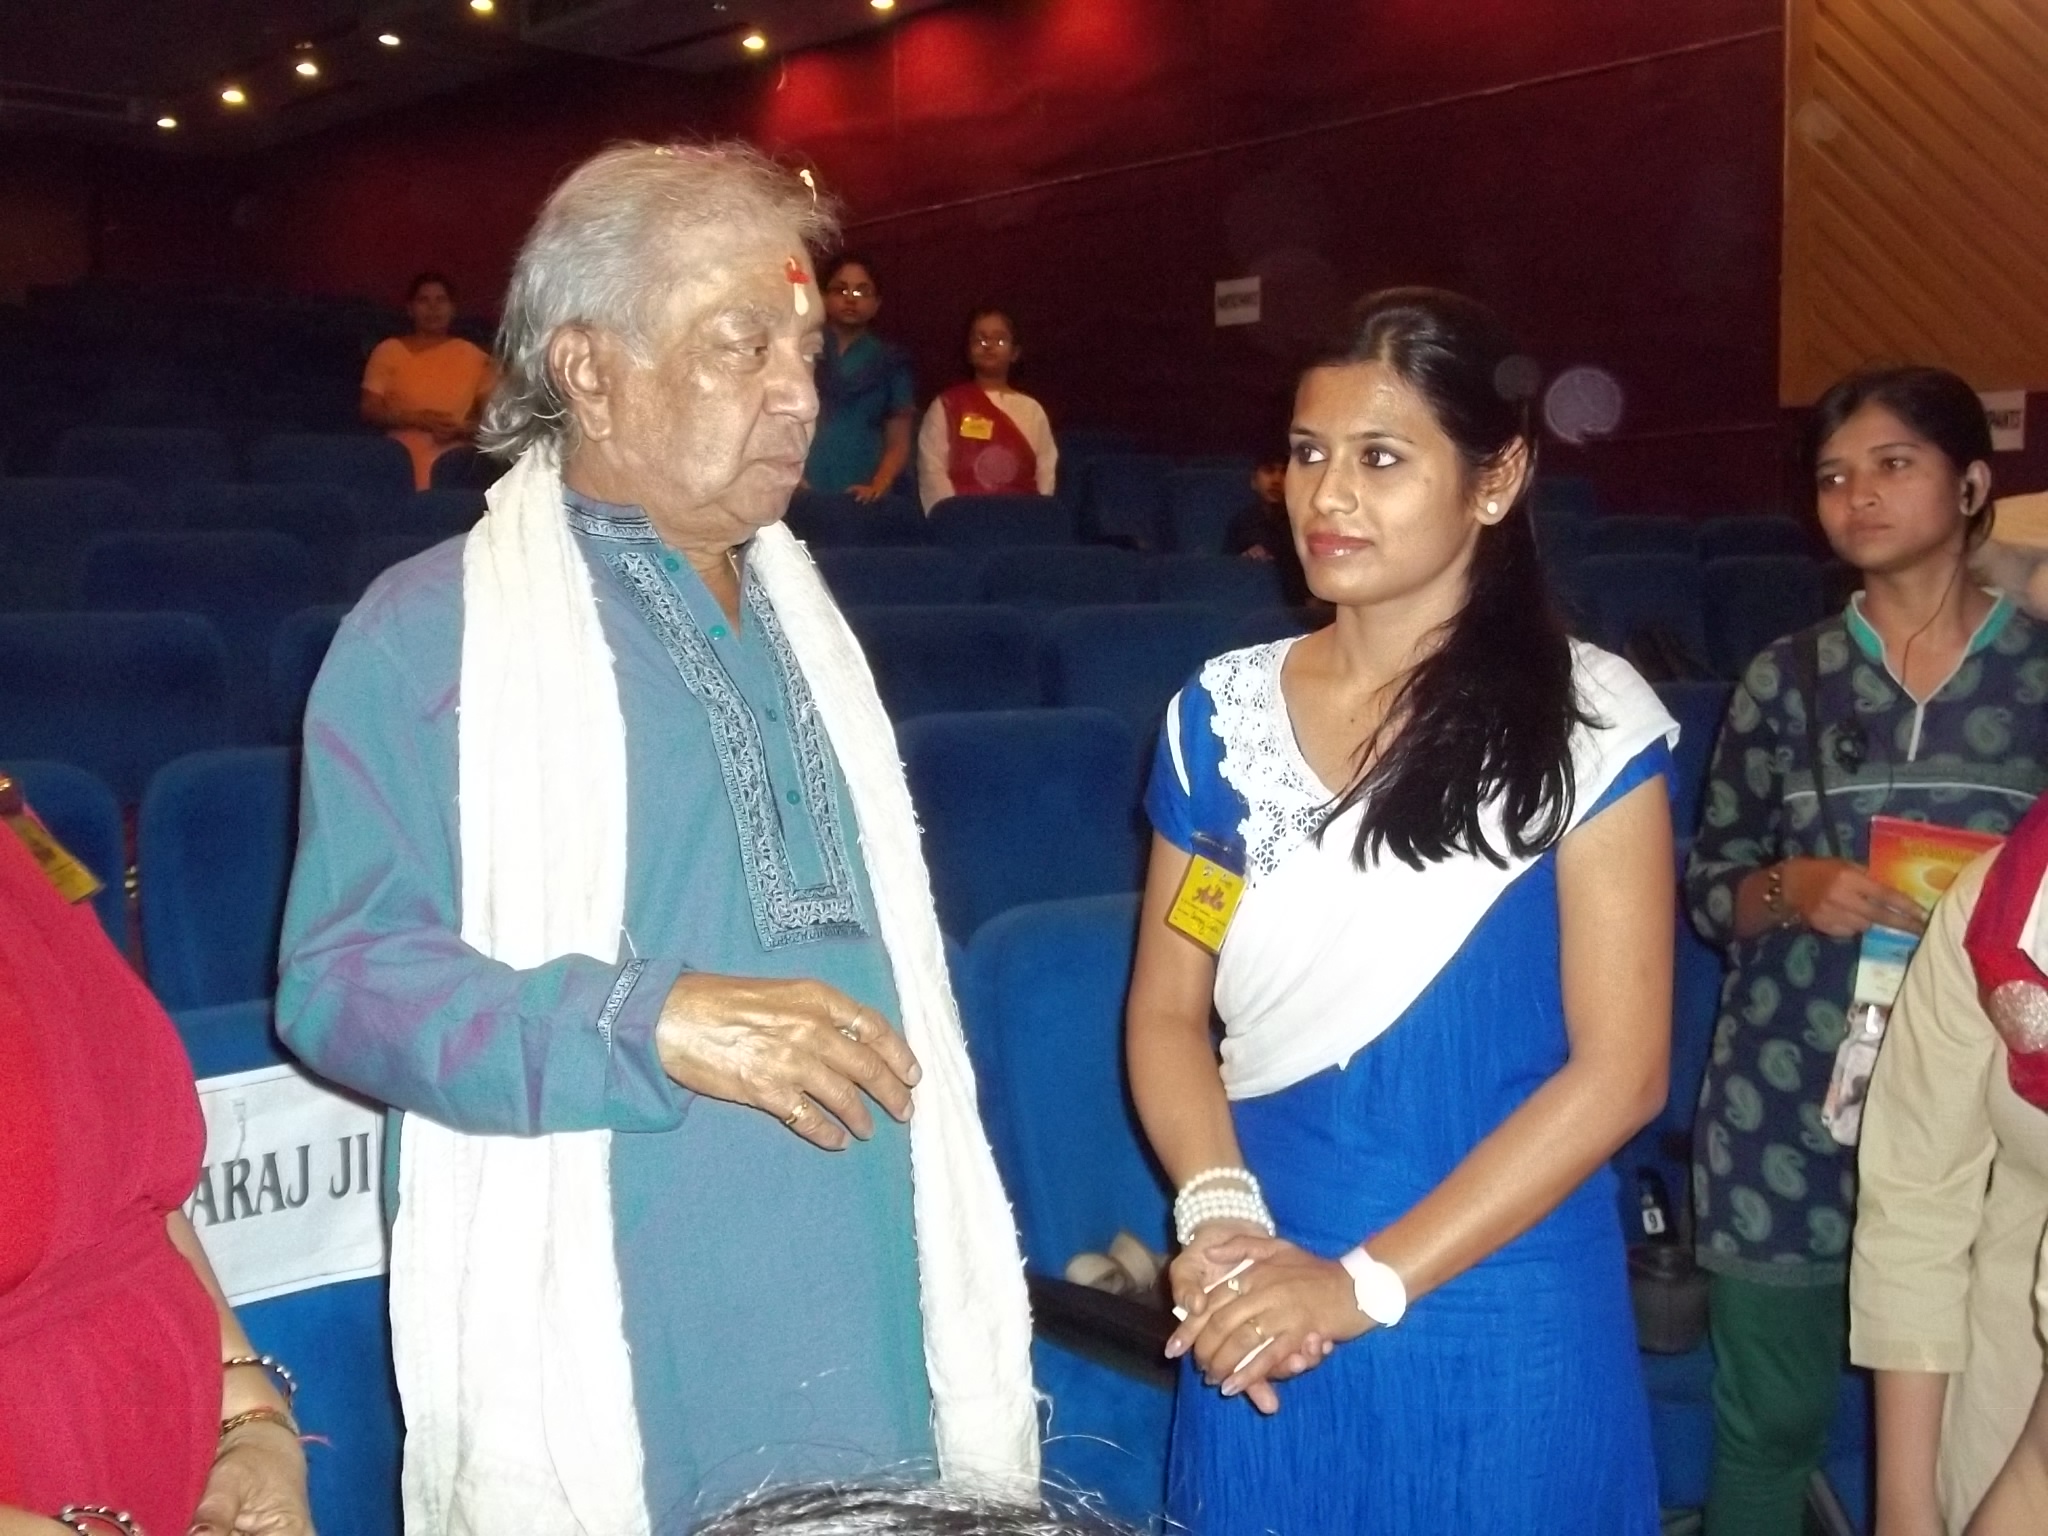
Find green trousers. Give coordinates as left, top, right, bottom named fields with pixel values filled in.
left=1703, top=1273, right=1847, bottom=1536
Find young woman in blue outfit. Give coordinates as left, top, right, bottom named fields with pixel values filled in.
left=1127, top=288, right=1678, bottom=1534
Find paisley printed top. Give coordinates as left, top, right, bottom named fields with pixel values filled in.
left=1687, top=594, right=2048, bottom=1285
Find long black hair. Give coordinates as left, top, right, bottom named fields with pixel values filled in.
left=1312, top=287, right=1592, bottom=871
left=1808, top=364, right=1996, bottom=547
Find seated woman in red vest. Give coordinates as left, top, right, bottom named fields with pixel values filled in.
left=916, top=307, right=1058, bottom=511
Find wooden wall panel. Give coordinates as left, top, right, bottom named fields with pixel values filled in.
left=1783, top=0, right=2048, bottom=402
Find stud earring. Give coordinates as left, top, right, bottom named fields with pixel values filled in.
left=1484, top=500, right=1501, bottom=521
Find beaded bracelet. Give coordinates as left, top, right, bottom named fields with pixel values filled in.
left=58, top=1507, right=142, bottom=1536
left=1173, top=1167, right=1276, bottom=1245
left=223, top=1352, right=298, bottom=1408
left=1173, top=1166, right=1265, bottom=1208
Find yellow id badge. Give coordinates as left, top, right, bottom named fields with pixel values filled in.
left=1165, top=833, right=1245, bottom=954
left=959, top=413, right=996, bottom=441
left=0, top=774, right=105, bottom=905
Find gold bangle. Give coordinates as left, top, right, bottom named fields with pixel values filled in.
left=220, top=1405, right=300, bottom=1442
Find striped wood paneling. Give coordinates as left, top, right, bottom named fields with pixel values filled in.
left=1782, top=0, right=2048, bottom=403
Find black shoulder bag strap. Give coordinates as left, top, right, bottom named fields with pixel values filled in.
left=1793, top=623, right=1839, bottom=861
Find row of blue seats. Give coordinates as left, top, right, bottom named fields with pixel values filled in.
left=1567, top=552, right=1828, bottom=680
left=19, top=426, right=438, bottom=499
left=1540, top=511, right=1818, bottom=564
left=6, top=709, right=1151, bottom=1009
left=0, top=587, right=1752, bottom=821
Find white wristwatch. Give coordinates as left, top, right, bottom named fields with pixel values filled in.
left=1339, top=1245, right=1408, bottom=1328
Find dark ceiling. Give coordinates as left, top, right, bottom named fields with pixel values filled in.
left=0, top=0, right=952, bottom=155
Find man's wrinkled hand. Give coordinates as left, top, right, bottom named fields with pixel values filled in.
left=654, top=974, right=921, bottom=1149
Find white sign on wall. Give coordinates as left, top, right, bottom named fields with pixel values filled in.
left=1982, top=390, right=2027, bottom=453
left=187, top=1063, right=388, bottom=1306
left=1214, top=276, right=1262, bottom=328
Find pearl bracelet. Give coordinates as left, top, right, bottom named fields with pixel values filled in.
left=1173, top=1168, right=1276, bottom=1245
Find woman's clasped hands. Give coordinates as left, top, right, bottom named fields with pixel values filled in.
left=1165, top=1222, right=1370, bottom=1415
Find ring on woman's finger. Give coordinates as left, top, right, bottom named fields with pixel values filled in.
left=839, top=1018, right=864, bottom=1042
left=1225, top=1275, right=1244, bottom=1295
left=783, top=1097, right=809, bottom=1128
left=1249, top=1318, right=1268, bottom=1342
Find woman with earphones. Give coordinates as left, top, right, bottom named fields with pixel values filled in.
left=1685, top=365, right=2048, bottom=1536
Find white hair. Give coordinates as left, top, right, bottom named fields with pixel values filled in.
left=479, top=140, right=838, bottom=461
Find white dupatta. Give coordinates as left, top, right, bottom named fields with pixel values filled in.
left=1191, top=639, right=1676, bottom=1101
left=389, top=446, right=1038, bottom=1536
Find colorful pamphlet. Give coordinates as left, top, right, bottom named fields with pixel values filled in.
left=1848, top=816, right=2002, bottom=1008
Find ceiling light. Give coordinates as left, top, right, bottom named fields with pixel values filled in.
left=294, top=58, right=321, bottom=79
left=870, top=0, right=896, bottom=10
left=741, top=29, right=767, bottom=51
left=469, top=0, right=495, bottom=13
left=156, top=115, right=178, bottom=130
left=377, top=32, right=401, bottom=47
left=219, top=85, right=248, bottom=106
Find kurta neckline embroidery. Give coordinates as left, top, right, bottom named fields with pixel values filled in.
left=567, top=493, right=865, bottom=949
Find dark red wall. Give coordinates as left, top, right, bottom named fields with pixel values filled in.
left=27, top=0, right=1794, bottom=513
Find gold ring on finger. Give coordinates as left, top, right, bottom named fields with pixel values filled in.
left=784, top=1098, right=808, bottom=1128
left=1250, top=1318, right=1268, bottom=1342
left=1225, top=1276, right=1244, bottom=1295
left=839, top=1019, right=863, bottom=1042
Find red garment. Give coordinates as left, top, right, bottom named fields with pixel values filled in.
left=1962, top=795, right=2048, bottom=1110
left=938, top=382, right=1039, bottom=497
left=0, top=816, right=217, bottom=1532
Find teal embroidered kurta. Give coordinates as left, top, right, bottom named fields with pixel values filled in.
left=1686, top=595, right=2048, bottom=1285
left=277, top=491, right=933, bottom=1529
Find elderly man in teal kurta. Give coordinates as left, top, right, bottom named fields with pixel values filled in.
left=276, top=143, right=1036, bottom=1536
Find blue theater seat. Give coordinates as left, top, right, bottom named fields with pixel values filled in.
left=1531, top=474, right=1598, bottom=521
left=1582, top=516, right=1701, bottom=559
left=1226, top=606, right=1317, bottom=648
left=49, top=425, right=236, bottom=501
left=174, top=999, right=401, bottom=1536
left=1042, top=605, right=1238, bottom=741
left=429, top=443, right=506, bottom=490
left=814, top=547, right=976, bottom=607
left=1703, top=556, right=1826, bottom=679
left=3, top=757, right=126, bottom=938
left=977, top=545, right=1152, bottom=609
left=1575, top=553, right=1708, bottom=669
left=1152, top=553, right=1286, bottom=609
left=960, top=893, right=1171, bottom=1524
left=247, top=432, right=415, bottom=497
left=843, top=605, right=1040, bottom=718
left=1165, top=467, right=1252, bottom=555
left=900, top=709, right=1144, bottom=939
left=171, top=482, right=363, bottom=575
left=0, top=613, right=231, bottom=802
left=785, top=490, right=929, bottom=548
left=1084, top=453, right=1174, bottom=548
left=928, top=493, right=1075, bottom=548
left=139, top=747, right=296, bottom=1009
left=79, top=530, right=315, bottom=738
left=0, top=477, right=153, bottom=607
left=270, top=606, right=348, bottom=743
left=352, top=487, right=486, bottom=541
left=1698, top=515, right=1811, bottom=562
left=1654, top=680, right=1733, bottom=837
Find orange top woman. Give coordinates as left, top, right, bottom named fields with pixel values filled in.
left=360, top=272, right=495, bottom=490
